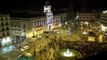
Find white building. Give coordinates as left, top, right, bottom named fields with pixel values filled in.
left=44, top=1, right=53, bottom=31
left=10, top=18, right=33, bottom=41
left=100, top=10, right=107, bottom=31
left=0, top=13, right=11, bottom=47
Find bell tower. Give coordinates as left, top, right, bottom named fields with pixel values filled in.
left=44, top=1, right=53, bottom=31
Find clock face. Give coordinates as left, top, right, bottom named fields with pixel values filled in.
left=44, top=6, right=51, bottom=12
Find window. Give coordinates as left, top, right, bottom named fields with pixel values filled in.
left=1, top=23, right=4, bottom=26
left=24, top=30, right=26, bottom=32
left=2, top=33, right=5, bottom=37
left=7, top=32, right=10, bottom=36
left=23, top=24, right=25, bottom=28
left=6, top=22, right=9, bottom=25
left=2, top=28, right=5, bottom=31
left=5, top=18, right=8, bottom=20
left=6, top=27, right=9, bottom=30
left=1, top=18, right=3, bottom=21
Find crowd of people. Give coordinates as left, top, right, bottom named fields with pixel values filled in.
left=15, top=30, right=107, bottom=60
left=55, top=40, right=107, bottom=58
left=36, top=31, right=107, bottom=60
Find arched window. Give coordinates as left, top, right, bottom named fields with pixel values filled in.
left=1, top=23, right=4, bottom=26
left=1, top=18, right=3, bottom=21
left=6, top=22, right=9, bottom=25
left=7, top=32, right=10, bottom=36
left=2, top=33, right=5, bottom=37
left=2, top=28, right=5, bottom=31
left=6, top=27, right=9, bottom=30
left=5, top=18, right=8, bottom=20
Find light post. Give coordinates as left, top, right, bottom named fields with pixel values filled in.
left=32, top=28, right=36, bottom=59
left=32, top=28, right=35, bottom=38
left=34, top=42, right=36, bottom=56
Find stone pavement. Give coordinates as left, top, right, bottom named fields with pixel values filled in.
left=1, top=49, right=22, bottom=60
left=35, top=48, right=56, bottom=60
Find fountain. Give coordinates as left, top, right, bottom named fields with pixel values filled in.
left=57, top=49, right=82, bottom=60
left=63, top=49, right=73, bottom=57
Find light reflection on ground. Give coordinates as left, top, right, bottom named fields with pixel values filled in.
left=1, top=45, right=16, bottom=54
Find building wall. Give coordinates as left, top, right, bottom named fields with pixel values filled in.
left=79, top=13, right=95, bottom=21
left=32, top=17, right=46, bottom=36
left=59, top=13, right=67, bottom=21
left=10, top=13, right=67, bottom=39
left=100, top=12, right=107, bottom=31
left=79, top=12, right=99, bottom=29
left=11, top=18, right=32, bottom=39
left=0, top=13, right=11, bottom=47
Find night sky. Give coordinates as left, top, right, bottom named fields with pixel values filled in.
left=0, top=0, right=107, bottom=17
left=0, top=0, right=107, bottom=11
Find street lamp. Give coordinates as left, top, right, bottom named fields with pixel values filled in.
left=32, top=28, right=35, bottom=38
left=32, top=28, right=36, bottom=59
left=34, top=42, right=36, bottom=56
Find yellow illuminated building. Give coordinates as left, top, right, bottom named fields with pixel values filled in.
left=88, top=36, right=95, bottom=42
left=10, top=13, right=67, bottom=39
left=99, top=34, right=103, bottom=42
left=100, top=11, right=107, bottom=31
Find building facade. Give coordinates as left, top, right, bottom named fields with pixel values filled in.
left=100, top=11, right=107, bottom=31
left=79, top=12, right=101, bottom=32
left=10, top=17, right=46, bottom=40
left=0, top=13, right=11, bottom=47
left=32, top=16, right=45, bottom=37
left=10, top=13, right=67, bottom=41
left=10, top=18, right=33, bottom=42
left=79, top=13, right=96, bottom=26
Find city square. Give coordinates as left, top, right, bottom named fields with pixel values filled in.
left=0, top=0, right=107, bottom=60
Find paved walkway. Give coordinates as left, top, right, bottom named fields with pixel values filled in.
left=35, top=48, right=56, bottom=60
